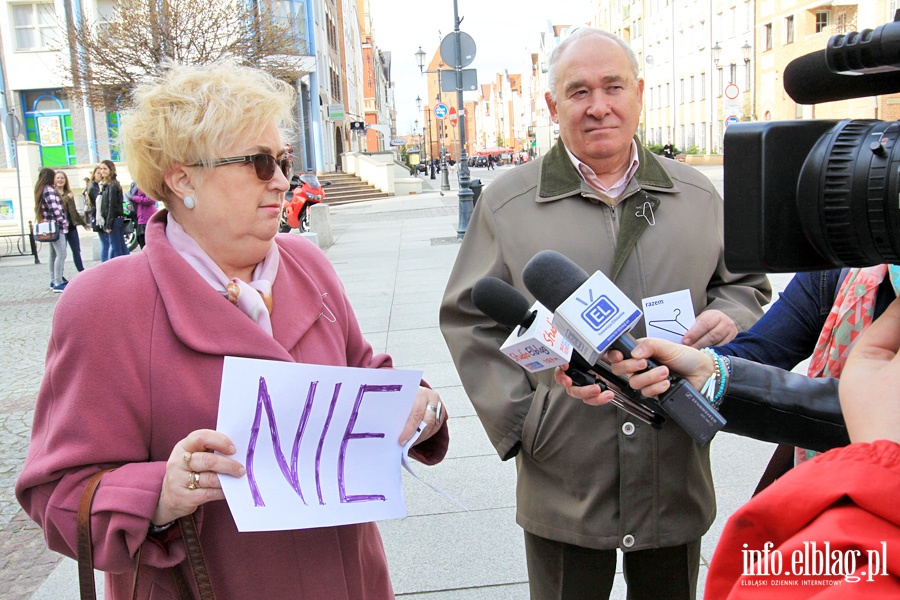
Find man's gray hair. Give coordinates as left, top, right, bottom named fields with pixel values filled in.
left=547, top=28, right=640, bottom=101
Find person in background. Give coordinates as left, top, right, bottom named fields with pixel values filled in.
left=34, top=168, right=69, bottom=292
left=130, top=185, right=157, bottom=249
left=98, top=159, right=129, bottom=259
left=85, top=166, right=108, bottom=260
left=662, top=141, right=676, bottom=160
left=55, top=171, right=89, bottom=273
left=16, top=60, right=448, bottom=599
left=440, top=27, right=770, bottom=600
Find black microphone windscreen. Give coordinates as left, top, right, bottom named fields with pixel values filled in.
left=522, top=250, right=590, bottom=312
left=471, top=277, right=531, bottom=329
left=784, top=49, right=900, bottom=104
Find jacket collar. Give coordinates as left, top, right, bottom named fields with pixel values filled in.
left=537, top=137, right=677, bottom=201
left=144, top=210, right=322, bottom=362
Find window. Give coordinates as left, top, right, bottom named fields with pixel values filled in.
left=729, top=63, right=737, bottom=85
left=717, top=66, right=723, bottom=96
left=745, top=63, right=751, bottom=91
left=689, top=75, right=695, bottom=102
left=11, top=2, right=58, bottom=51
left=816, top=11, right=829, bottom=34
left=700, top=73, right=706, bottom=100
left=679, top=78, right=684, bottom=104
left=835, top=12, right=848, bottom=34
left=764, top=23, right=773, bottom=51
left=785, top=15, right=794, bottom=44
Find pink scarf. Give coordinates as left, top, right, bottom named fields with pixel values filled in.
left=798, top=265, right=900, bottom=464
left=166, top=213, right=279, bottom=335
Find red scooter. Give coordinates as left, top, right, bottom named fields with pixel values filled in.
left=280, top=174, right=330, bottom=233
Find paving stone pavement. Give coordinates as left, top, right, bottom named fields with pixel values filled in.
left=0, top=251, right=100, bottom=598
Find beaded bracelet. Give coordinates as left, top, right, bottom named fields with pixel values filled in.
left=699, top=348, right=729, bottom=408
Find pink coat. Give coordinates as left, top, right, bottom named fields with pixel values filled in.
left=16, top=210, right=448, bottom=599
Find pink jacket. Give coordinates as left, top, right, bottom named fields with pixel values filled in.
left=16, top=210, right=448, bottom=599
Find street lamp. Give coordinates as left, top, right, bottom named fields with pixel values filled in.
left=415, top=46, right=450, bottom=192
left=712, top=41, right=722, bottom=152
left=742, top=41, right=755, bottom=121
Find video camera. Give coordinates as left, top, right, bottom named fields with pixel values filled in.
left=724, top=12, right=900, bottom=273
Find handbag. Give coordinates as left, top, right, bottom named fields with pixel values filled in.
left=34, top=220, right=59, bottom=243
left=78, top=469, right=215, bottom=600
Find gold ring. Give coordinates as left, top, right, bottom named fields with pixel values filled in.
left=182, top=452, right=192, bottom=468
left=187, top=471, right=200, bottom=490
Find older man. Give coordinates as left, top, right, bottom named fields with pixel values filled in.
left=439, top=28, right=771, bottom=599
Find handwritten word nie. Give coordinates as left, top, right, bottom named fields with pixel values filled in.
left=246, top=377, right=401, bottom=508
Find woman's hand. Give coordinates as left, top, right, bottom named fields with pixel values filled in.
left=399, top=386, right=447, bottom=446
left=553, top=365, right=616, bottom=406
left=152, top=429, right=246, bottom=526
left=607, top=338, right=714, bottom=397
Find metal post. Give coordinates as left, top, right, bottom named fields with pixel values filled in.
left=438, top=90, right=449, bottom=192
left=453, top=0, right=472, bottom=237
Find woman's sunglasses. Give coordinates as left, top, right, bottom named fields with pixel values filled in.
left=189, top=154, right=291, bottom=182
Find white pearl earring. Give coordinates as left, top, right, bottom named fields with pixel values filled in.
left=183, top=195, right=195, bottom=210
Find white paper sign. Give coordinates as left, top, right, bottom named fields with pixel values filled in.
left=642, top=289, right=696, bottom=343
left=217, top=357, right=422, bottom=532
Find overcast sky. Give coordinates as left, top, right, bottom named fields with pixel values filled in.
left=367, top=0, right=592, bottom=135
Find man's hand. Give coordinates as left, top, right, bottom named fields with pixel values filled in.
left=681, top=309, right=737, bottom=348
left=839, top=298, right=900, bottom=444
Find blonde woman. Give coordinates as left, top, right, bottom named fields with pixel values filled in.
left=17, top=61, right=448, bottom=599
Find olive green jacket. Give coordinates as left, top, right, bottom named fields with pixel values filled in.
left=439, top=139, right=771, bottom=551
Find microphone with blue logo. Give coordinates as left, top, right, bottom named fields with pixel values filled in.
left=522, top=250, right=726, bottom=446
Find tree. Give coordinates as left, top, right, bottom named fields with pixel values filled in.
left=65, top=0, right=309, bottom=111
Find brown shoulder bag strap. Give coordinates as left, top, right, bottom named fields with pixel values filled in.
left=78, top=468, right=116, bottom=600
left=78, top=470, right=214, bottom=600
left=177, top=514, right=216, bottom=600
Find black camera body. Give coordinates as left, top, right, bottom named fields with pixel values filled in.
left=724, top=14, right=900, bottom=273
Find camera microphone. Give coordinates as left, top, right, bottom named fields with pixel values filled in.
left=784, top=15, right=900, bottom=105
left=784, top=49, right=900, bottom=105
left=522, top=250, right=726, bottom=445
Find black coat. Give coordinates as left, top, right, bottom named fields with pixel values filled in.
left=99, top=180, right=123, bottom=230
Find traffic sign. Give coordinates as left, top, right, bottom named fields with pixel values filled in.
left=725, top=115, right=740, bottom=127
left=434, top=103, right=449, bottom=119
left=449, top=106, right=458, bottom=127
left=440, top=31, right=476, bottom=69
left=724, top=83, right=740, bottom=100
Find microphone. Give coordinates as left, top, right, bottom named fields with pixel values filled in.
left=471, top=277, right=573, bottom=373
left=784, top=48, right=900, bottom=105
left=471, top=277, right=665, bottom=427
left=522, top=250, right=726, bottom=445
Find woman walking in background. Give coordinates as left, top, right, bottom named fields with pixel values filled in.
left=98, top=159, right=129, bottom=259
left=34, top=168, right=68, bottom=292
left=130, top=185, right=157, bottom=249
left=55, top=171, right=88, bottom=272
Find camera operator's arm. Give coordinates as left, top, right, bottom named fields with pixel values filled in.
left=601, top=339, right=848, bottom=452
left=840, top=297, right=900, bottom=445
